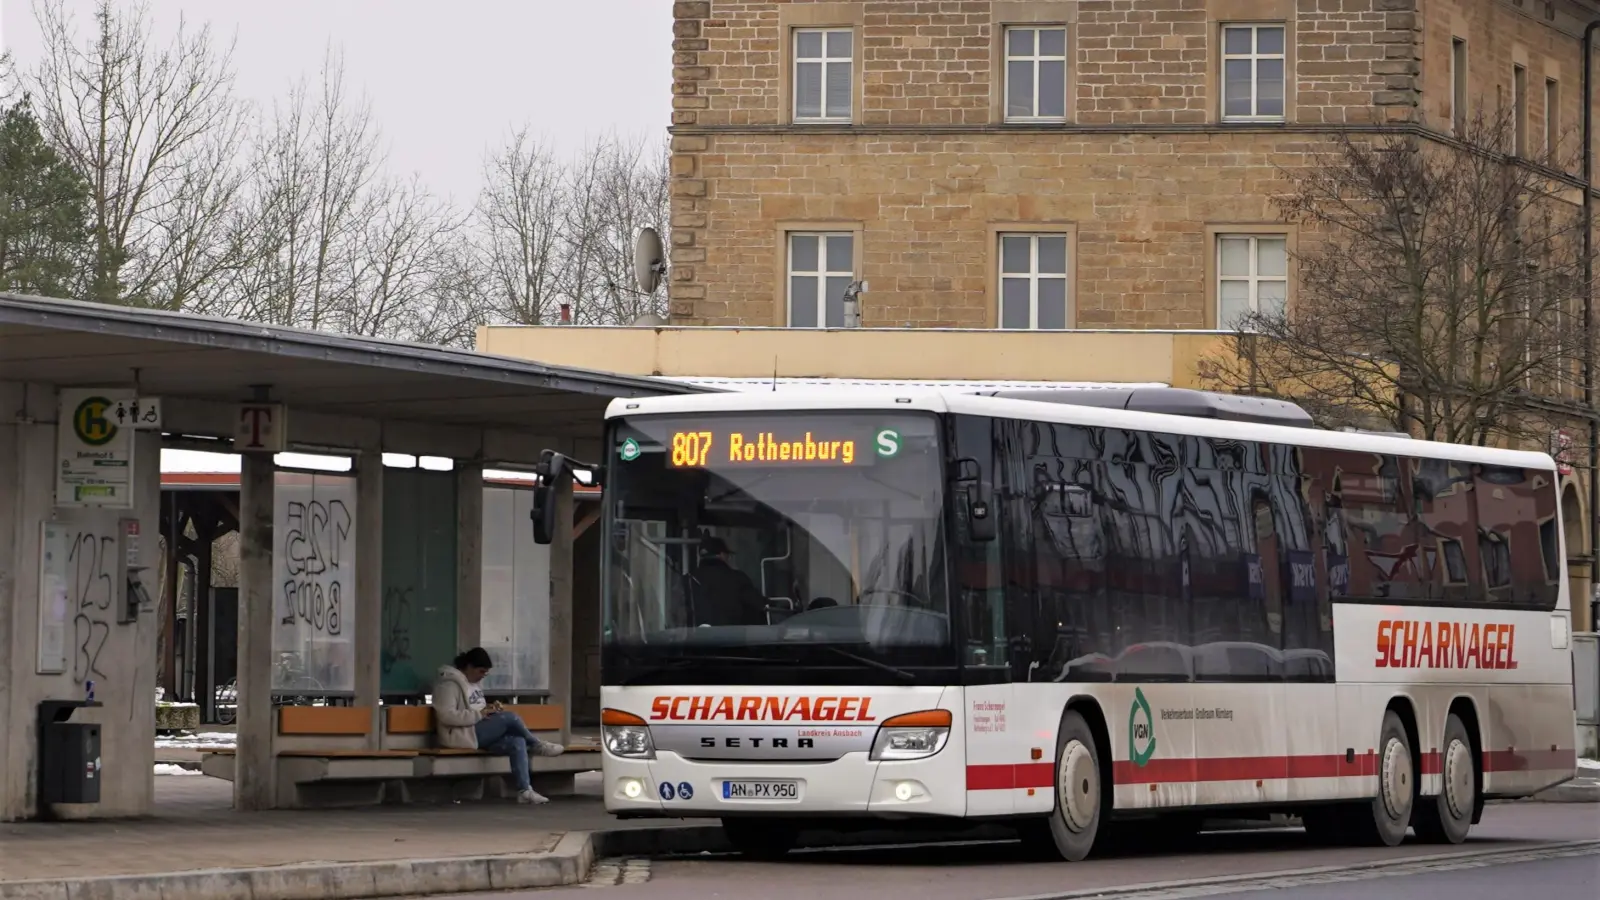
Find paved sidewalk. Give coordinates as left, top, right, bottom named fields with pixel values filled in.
left=0, top=773, right=662, bottom=883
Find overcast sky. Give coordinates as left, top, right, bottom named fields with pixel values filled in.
left=0, top=0, right=673, bottom=204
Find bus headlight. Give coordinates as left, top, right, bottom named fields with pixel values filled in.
left=870, top=709, right=952, bottom=761
left=602, top=708, right=656, bottom=759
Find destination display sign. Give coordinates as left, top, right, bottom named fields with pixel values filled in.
left=662, top=426, right=901, bottom=468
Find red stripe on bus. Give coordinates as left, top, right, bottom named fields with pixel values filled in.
left=965, top=748, right=1575, bottom=790
left=967, top=763, right=1054, bottom=791
left=1483, top=748, right=1575, bottom=772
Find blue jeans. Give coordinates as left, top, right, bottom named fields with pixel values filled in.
left=475, top=711, right=543, bottom=790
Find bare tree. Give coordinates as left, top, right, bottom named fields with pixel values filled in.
left=337, top=174, right=468, bottom=341
left=473, top=126, right=565, bottom=325
left=227, top=47, right=383, bottom=330
left=559, top=132, right=670, bottom=324
left=1200, top=107, right=1591, bottom=446
left=31, top=0, right=245, bottom=308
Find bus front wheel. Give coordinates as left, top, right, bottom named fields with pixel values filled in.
left=1412, top=713, right=1475, bottom=844
left=1036, top=710, right=1106, bottom=862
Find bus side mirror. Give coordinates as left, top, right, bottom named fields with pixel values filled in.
left=531, top=450, right=572, bottom=545
left=965, top=483, right=997, bottom=543
left=953, top=458, right=996, bottom=543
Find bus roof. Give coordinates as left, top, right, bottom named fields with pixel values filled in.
left=603, top=387, right=1557, bottom=471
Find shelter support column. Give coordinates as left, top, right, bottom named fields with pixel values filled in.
left=354, top=451, right=384, bottom=742
left=456, top=462, right=484, bottom=654
left=549, top=477, right=574, bottom=746
left=235, top=452, right=276, bottom=811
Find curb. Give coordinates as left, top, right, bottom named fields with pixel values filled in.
left=0, top=831, right=596, bottom=900
left=1530, top=778, right=1600, bottom=803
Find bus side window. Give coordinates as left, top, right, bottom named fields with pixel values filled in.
left=1411, top=457, right=1478, bottom=603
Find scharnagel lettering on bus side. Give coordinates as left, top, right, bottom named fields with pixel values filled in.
left=649, top=695, right=877, bottom=722
left=1374, top=620, right=1518, bottom=670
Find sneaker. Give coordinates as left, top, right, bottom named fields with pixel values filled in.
left=532, top=742, right=566, bottom=758
left=517, top=788, right=549, bottom=805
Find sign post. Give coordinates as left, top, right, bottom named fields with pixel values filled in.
left=55, top=388, right=135, bottom=508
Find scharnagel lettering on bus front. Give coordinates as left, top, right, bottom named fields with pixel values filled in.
left=650, top=695, right=877, bottom=722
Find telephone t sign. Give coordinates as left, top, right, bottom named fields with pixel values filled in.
left=235, top=402, right=287, bottom=453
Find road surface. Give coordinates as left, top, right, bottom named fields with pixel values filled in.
left=431, top=802, right=1599, bottom=899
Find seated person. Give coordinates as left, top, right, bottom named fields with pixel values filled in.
left=692, top=535, right=771, bottom=626
left=807, top=596, right=839, bottom=611
left=432, top=647, right=564, bottom=805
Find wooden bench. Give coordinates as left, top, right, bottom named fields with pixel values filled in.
left=199, top=703, right=599, bottom=808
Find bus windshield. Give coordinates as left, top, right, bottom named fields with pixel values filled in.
left=601, top=411, right=952, bottom=685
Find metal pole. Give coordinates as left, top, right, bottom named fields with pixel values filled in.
left=1586, top=21, right=1600, bottom=630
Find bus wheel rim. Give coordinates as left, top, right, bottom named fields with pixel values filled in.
left=1058, top=741, right=1097, bottom=833
left=1442, top=738, right=1473, bottom=819
left=1380, top=736, right=1412, bottom=820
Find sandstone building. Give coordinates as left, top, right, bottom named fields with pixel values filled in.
left=666, top=0, right=1596, bottom=331
left=484, top=0, right=1600, bottom=628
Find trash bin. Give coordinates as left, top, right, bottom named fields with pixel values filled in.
left=37, top=700, right=102, bottom=809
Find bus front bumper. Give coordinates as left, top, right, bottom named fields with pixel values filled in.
left=602, top=751, right=968, bottom=818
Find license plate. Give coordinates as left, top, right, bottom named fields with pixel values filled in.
left=721, top=780, right=799, bottom=800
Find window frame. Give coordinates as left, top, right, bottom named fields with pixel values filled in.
left=996, top=231, right=1072, bottom=330
left=1513, top=64, right=1528, bottom=156
left=1545, top=77, right=1560, bottom=161
left=791, top=27, right=855, bottom=124
left=1002, top=25, right=1069, bottom=123
left=1219, top=22, right=1288, bottom=122
left=1450, top=37, right=1468, bottom=136
left=784, top=230, right=857, bottom=328
left=1215, top=233, right=1290, bottom=330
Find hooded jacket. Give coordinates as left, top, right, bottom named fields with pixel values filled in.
left=430, top=665, right=483, bottom=749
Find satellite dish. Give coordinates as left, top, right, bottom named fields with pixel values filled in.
left=629, top=313, right=668, bottom=327
left=634, top=227, right=667, bottom=293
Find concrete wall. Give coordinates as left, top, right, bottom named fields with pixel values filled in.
left=477, top=325, right=1226, bottom=386
left=0, top=381, right=159, bottom=821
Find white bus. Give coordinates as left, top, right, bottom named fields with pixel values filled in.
left=530, top=386, right=1579, bottom=860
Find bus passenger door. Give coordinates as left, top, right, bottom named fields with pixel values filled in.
left=952, top=413, right=1019, bottom=816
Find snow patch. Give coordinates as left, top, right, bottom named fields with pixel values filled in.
left=153, top=731, right=236, bottom=749
left=1578, top=758, right=1600, bottom=774
left=153, top=764, right=201, bottom=776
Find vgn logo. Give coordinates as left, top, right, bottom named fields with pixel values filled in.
left=1128, top=687, right=1156, bottom=766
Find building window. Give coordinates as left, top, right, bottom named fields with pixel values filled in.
left=1545, top=78, right=1560, bottom=160
left=1451, top=38, right=1467, bottom=135
left=1218, top=235, right=1287, bottom=328
left=787, top=232, right=854, bottom=327
left=999, top=234, right=1069, bottom=329
left=1513, top=65, right=1527, bottom=155
left=1004, top=26, right=1068, bottom=121
left=1221, top=24, right=1286, bottom=120
left=794, top=28, right=853, bottom=122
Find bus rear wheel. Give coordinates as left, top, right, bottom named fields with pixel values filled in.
left=720, top=818, right=798, bottom=859
left=1034, top=710, right=1106, bottom=862
left=1348, top=710, right=1416, bottom=847
left=1413, top=713, right=1475, bottom=845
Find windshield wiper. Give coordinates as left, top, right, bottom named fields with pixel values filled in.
left=813, top=645, right=917, bottom=682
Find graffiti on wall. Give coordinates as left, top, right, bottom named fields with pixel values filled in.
left=272, top=474, right=356, bottom=692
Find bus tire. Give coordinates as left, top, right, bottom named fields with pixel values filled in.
left=720, top=818, right=798, bottom=859
left=1413, top=713, right=1475, bottom=845
left=1044, top=710, right=1107, bottom=862
left=1350, top=709, right=1416, bottom=847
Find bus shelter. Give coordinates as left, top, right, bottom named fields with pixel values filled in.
left=0, top=294, right=700, bottom=818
